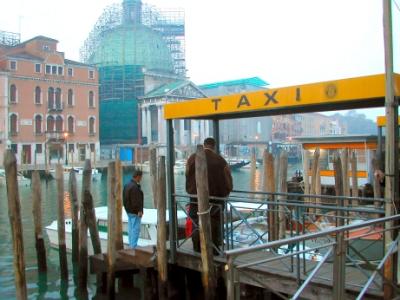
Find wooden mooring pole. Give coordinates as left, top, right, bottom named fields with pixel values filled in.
left=195, top=145, right=216, bottom=299
left=157, top=156, right=168, bottom=299
left=263, top=150, right=276, bottom=242
left=115, top=157, right=123, bottom=251
left=82, top=190, right=101, bottom=254
left=107, top=161, right=117, bottom=299
left=56, top=164, right=68, bottom=281
left=278, top=151, right=287, bottom=240
left=32, top=170, right=47, bottom=273
left=333, top=153, right=344, bottom=227
left=4, top=150, right=27, bottom=300
left=78, top=160, right=92, bottom=292
left=69, top=169, right=79, bottom=264
left=310, top=148, right=320, bottom=216
left=350, top=151, right=359, bottom=206
left=149, top=147, right=158, bottom=208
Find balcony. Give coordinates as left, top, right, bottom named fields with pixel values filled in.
left=47, top=102, right=64, bottom=112
left=46, top=131, right=66, bottom=143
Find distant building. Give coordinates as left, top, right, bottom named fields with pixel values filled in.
left=298, top=112, right=346, bottom=137
left=199, top=77, right=272, bottom=144
left=0, top=31, right=99, bottom=166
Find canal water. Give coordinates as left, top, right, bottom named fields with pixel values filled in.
left=0, top=165, right=299, bottom=299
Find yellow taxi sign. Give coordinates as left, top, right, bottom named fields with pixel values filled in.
left=164, top=73, right=400, bottom=120
left=376, top=115, right=400, bottom=127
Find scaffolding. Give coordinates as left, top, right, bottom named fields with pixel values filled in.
left=80, top=1, right=185, bottom=76
left=0, top=30, right=21, bottom=47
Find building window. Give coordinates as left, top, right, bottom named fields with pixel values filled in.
left=35, top=115, right=42, bottom=134
left=89, top=70, right=95, bottom=79
left=89, top=117, right=95, bottom=135
left=10, top=84, right=17, bottom=103
left=55, top=88, right=62, bottom=109
left=51, top=66, right=57, bottom=75
left=36, top=144, right=42, bottom=154
left=43, top=45, right=50, bottom=51
left=11, top=144, right=17, bottom=154
left=35, top=63, right=41, bottom=73
left=47, top=115, right=55, bottom=132
left=45, top=65, right=51, bottom=74
left=48, top=87, right=54, bottom=108
left=90, top=143, right=95, bottom=152
left=67, top=116, right=74, bottom=134
left=58, top=66, right=63, bottom=75
left=67, top=67, right=73, bottom=77
left=9, top=114, right=18, bottom=135
left=35, top=86, right=41, bottom=104
left=56, top=115, right=63, bottom=132
left=10, top=61, right=17, bottom=70
left=88, top=91, right=94, bottom=108
left=67, top=89, right=73, bottom=106
left=68, top=144, right=74, bottom=152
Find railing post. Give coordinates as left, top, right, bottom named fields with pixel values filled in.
left=333, top=231, right=346, bottom=300
left=226, top=257, right=237, bottom=300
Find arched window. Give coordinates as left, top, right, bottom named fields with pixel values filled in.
left=55, top=88, right=62, bottom=109
left=9, top=114, right=17, bottom=134
left=67, top=116, right=74, bottom=133
left=48, top=87, right=54, bottom=108
left=35, top=86, right=41, bottom=104
left=35, top=115, right=42, bottom=134
left=88, top=91, right=94, bottom=108
left=67, top=89, right=73, bottom=106
left=10, top=84, right=17, bottom=103
left=56, top=115, right=63, bottom=132
left=89, top=117, right=95, bottom=135
left=47, top=115, right=55, bottom=132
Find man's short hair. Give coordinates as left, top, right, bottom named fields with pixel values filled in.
left=133, top=169, right=143, bottom=178
left=203, top=137, right=216, bottom=148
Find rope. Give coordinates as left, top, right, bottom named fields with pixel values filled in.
left=197, top=205, right=212, bottom=216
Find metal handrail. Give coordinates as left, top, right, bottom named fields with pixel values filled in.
left=226, top=214, right=400, bottom=257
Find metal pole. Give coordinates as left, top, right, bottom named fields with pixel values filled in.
left=166, top=119, right=177, bottom=263
left=377, top=125, right=383, bottom=170
left=213, top=119, right=220, bottom=154
left=332, top=232, right=346, bottom=300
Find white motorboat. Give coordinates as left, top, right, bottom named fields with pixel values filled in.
left=0, top=168, right=30, bottom=186
left=45, top=206, right=187, bottom=254
left=49, top=166, right=102, bottom=181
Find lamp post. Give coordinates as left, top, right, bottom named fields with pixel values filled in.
left=64, top=132, right=68, bottom=165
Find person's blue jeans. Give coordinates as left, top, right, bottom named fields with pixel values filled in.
left=127, top=213, right=141, bottom=248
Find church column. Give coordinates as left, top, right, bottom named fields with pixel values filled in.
left=141, top=106, right=147, bottom=144
left=158, top=105, right=164, bottom=144
left=146, top=107, right=152, bottom=144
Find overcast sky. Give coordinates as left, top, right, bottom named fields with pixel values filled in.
left=2, top=0, right=400, bottom=120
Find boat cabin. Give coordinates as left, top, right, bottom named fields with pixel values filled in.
left=294, top=135, right=378, bottom=186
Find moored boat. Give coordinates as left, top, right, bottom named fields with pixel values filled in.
left=45, top=206, right=186, bottom=254
left=49, top=166, right=102, bottom=181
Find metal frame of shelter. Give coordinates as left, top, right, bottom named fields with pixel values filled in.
left=163, top=73, right=400, bottom=262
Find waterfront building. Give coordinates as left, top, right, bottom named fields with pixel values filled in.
left=0, top=30, right=99, bottom=166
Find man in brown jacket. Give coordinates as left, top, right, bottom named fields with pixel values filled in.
left=186, top=137, right=233, bottom=254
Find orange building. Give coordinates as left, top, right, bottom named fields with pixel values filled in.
left=0, top=32, right=99, bottom=166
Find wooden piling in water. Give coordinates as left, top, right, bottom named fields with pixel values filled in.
left=56, top=164, right=68, bottom=281
left=278, top=151, right=288, bottom=240
left=78, top=160, right=92, bottom=291
left=310, top=148, right=320, bottom=216
left=333, top=153, right=344, bottom=226
left=315, top=162, right=322, bottom=215
left=157, top=156, right=168, bottom=299
left=195, top=145, right=216, bottom=299
left=263, top=150, right=276, bottom=242
left=115, top=157, right=123, bottom=251
left=82, top=191, right=101, bottom=254
left=249, top=148, right=256, bottom=196
left=107, top=161, right=117, bottom=299
left=372, top=156, right=382, bottom=208
left=4, top=150, right=27, bottom=300
left=302, top=150, right=310, bottom=207
left=149, top=147, right=158, bottom=208
left=69, top=170, right=79, bottom=264
left=350, top=151, right=359, bottom=206
left=32, top=170, right=47, bottom=273
left=341, top=149, right=350, bottom=208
